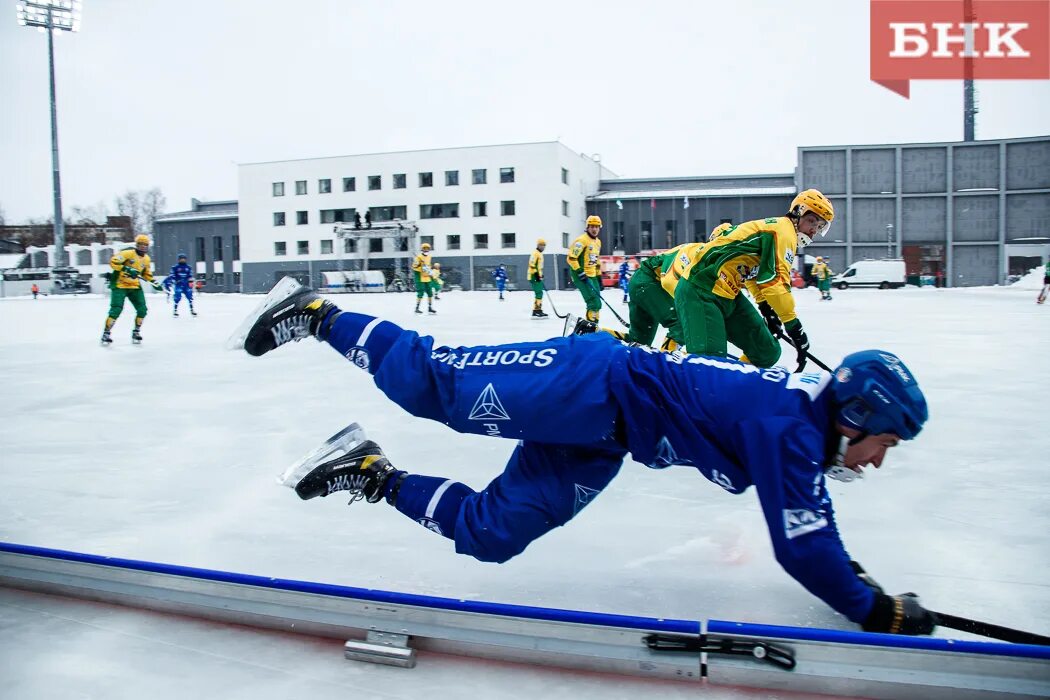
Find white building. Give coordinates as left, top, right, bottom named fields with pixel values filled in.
left=237, top=141, right=616, bottom=293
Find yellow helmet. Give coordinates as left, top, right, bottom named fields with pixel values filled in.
left=134, top=234, right=150, bottom=247
left=708, top=222, right=733, bottom=242
left=789, top=189, right=835, bottom=245
left=433, top=262, right=440, bottom=268
left=536, top=238, right=547, bottom=246
left=586, top=215, right=602, bottom=228
left=421, top=242, right=432, bottom=251
left=816, top=256, right=824, bottom=262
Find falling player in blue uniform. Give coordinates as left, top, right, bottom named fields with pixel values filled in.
left=233, top=278, right=937, bottom=637
left=618, top=258, right=633, bottom=303
left=162, top=253, right=197, bottom=317
left=491, top=264, right=508, bottom=300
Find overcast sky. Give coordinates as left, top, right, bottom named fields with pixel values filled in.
left=2, top=0, right=1048, bottom=223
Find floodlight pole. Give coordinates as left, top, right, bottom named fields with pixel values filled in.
left=45, top=7, right=67, bottom=267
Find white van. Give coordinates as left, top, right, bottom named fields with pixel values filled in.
left=833, top=259, right=907, bottom=290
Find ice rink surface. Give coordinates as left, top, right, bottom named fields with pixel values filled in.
left=1, top=282, right=1047, bottom=699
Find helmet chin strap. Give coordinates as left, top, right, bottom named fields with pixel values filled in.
left=825, top=435, right=866, bottom=483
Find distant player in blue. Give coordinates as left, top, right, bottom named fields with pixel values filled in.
left=491, top=264, right=508, bottom=300
left=162, top=253, right=197, bottom=317
left=618, top=258, right=633, bottom=303
left=235, top=278, right=936, bottom=636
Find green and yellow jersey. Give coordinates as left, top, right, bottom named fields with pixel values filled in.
left=681, top=216, right=799, bottom=322
left=109, top=248, right=154, bottom=289
left=528, top=249, right=544, bottom=280
left=567, top=232, right=601, bottom=277
left=412, top=253, right=433, bottom=282
left=812, top=261, right=833, bottom=280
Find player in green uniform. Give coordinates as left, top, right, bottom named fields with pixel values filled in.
left=567, top=216, right=603, bottom=323
left=676, top=189, right=835, bottom=368
left=527, top=238, right=548, bottom=318
left=101, top=234, right=163, bottom=345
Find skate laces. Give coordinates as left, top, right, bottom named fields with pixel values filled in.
left=269, top=314, right=313, bottom=346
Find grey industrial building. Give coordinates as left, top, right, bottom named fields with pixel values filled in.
left=588, top=135, right=1050, bottom=287
left=153, top=199, right=240, bottom=292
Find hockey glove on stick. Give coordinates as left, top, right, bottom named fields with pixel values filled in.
left=784, top=319, right=810, bottom=371
left=862, top=593, right=936, bottom=635
left=122, top=266, right=141, bottom=279
left=758, top=301, right=783, bottom=336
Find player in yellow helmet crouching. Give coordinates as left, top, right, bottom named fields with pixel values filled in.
left=676, top=189, right=834, bottom=369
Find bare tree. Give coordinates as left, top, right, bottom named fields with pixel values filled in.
left=141, top=188, right=167, bottom=234
left=114, top=190, right=143, bottom=234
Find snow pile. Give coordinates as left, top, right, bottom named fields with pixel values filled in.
left=1011, top=265, right=1047, bottom=289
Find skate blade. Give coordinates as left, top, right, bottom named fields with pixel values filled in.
left=278, top=422, right=368, bottom=489
left=226, top=276, right=304, bottom=350
left=562, top=313, right=579, bottom=336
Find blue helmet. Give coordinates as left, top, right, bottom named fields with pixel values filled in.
left=177, top=252, right=187, bottom=260
left=831, top=350, right=928, bottom=440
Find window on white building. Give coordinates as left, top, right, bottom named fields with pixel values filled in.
left=419, top=172, right=433, bottom=187
left=295, top=180, right=307, bottom=195
left=501, top=200, right=515, bottom=216
left=273, top=182, right=285, bottom=197
left=447, top=234, right=461, bottom=250
left=319, top=178, right=331, bottom=194
left=474, top=233, right=489, bottom=249
left=445, top=170, right=459, bottom=186
left=368, top=175, right=381, bottom=190
left=473, top=201, right=487, bottom=217
left=420, top=203, right=459, bottom=219
left=561, top=168, right=569, bottom=185
left=343, top=177, right=356, bottom=192
left=500, top=167, right=515, bottom=183
left=273, top=212, right=286, bottom=226
left=393, top=173, right=407, bottom=189
left=561, top=200, right=569, bottom=216
left=296, top=210, right=308, bottom=225
left=472, top=168, right=487, bottom=184
left=298, top=240, right=309, bottom=255
left=321, top=239, right=333, bottom=254
left=275, top=241, right=287, bottom=256
left=501, top=232, right=516, bottom=248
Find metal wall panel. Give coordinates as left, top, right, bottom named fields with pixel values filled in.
left=902, top=197, right=947, bottom=243
left=953, top=145, right=999, bottom=191
left=1005, top=193, right=1050, bottom=241
left=901, top=147, right=947, bottom=193
left=852, top=149, right=896, bottom=194
left=1006, top=141, right=1050, bottom=190
left=851, top=245, right=892, bottom=261
left=951, top=245, right=999, bottom=286
left=852, top=199, right=896, bottom=243
left=953, top=196, right=999, bottom=242
left=802, top=150, right=847, bottom=194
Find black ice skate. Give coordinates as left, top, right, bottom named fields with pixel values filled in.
left=428, top=306, right=437, bottom=314
left=191, top=308, right=198, bottom=316
left=131, top=329, right=143, bottom=344
left=100, top=330, right=112, bottom=346
left=173, top=309, right=179, bottom=317
left=290, top=439, right=398, bottom=503
left=228, top=277, right=340, bottom=357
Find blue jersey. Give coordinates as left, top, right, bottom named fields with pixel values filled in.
left=164, top=262, right=194, bottom=289
left=619, top=262, right=631, bottom=290
left=491, top=267, right=508, bottom=282
left=358, top=330, right=874, bottom=624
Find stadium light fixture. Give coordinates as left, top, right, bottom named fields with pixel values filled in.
left=15, top=1, right=83, bottom=269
